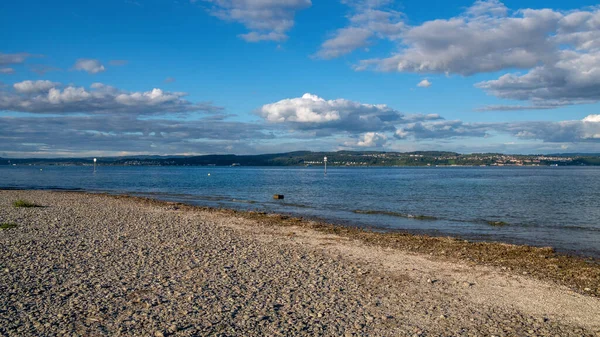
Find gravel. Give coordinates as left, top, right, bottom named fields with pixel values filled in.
left=0, top=190, right=598, bottom=336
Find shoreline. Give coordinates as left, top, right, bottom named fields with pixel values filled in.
left=1, top=190, right=599, bottom=336
left=3, top=186, right=599, bottom=260
left=104, top=191, right=600, bottom=298
left=4, top=188, right=600, bottom=297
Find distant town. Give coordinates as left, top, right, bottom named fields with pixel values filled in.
left=2, top=151, right=600, bottom=167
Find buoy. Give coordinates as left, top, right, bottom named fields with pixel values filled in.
left=273, top=194, right=284, bottom=200
left=208, top=173, right=211, bottom=176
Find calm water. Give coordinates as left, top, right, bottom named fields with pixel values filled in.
left=1, top=165, right=599, bottom=258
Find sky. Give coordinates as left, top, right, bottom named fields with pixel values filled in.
left=1, top=0, right=600, bottom=157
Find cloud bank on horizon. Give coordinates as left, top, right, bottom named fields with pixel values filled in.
left=1, top=0, right=600, bottom=157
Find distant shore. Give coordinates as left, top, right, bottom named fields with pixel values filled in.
left=1, top=190, right=599, bottom=336
left=2, top=149, right=599, bottom=167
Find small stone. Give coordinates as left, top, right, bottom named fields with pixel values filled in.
left=584, top=288, right=591, bottom=292
left=154, top=331, right=165, bottom=337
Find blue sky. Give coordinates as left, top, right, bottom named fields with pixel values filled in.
left=1, top=0, right=600, bottom=157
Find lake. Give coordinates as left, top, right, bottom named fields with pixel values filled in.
left=1, top=165, right=599, bottom=258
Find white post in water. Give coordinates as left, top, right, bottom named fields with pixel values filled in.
left=324, top=156, right=327, bottom=175
left=93, top=158, right=97, bottom=172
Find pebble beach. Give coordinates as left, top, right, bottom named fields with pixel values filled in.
left=1, top=190, right=599, bottom=336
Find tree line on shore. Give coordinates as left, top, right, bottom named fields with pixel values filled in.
left=2, top=151, right=600, bottom=167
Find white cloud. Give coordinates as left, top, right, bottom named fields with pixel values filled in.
left=13, top=80, right=60, bottom=94
left=0, top=81, right=220, bottom=115
left=115, top=88, right=188, bottom=107
left=315, top=27, right=373, bottom=59
left=417, top=79, right=431, bottom=88
left=239, top=31, right=288, bottom=42
left=466, top=0, right=507, bottom=17
left=476, top=49, right=600, bottom=106
left=258, top=93, right=403, bottom=132
left=315, top=1, right=405, bottom=59
left=203, top=0, right=312, bottom=42
left=73, top=58, right=106, bottom=74
left=583, top=114, right=600, bottom=123
left=261, top=93, right=342, bottom=123
left=499, top=116, right=600, bottom=142
left=356, top=132, right=388, bottom=147
left=0, top=68, right=15, bottom=74
left=333, top=1, right=600, bottom=109
left=358, top=3, right=561, bottom=75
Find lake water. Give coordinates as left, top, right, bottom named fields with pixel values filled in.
left=1, top=165, right=599, bottom=258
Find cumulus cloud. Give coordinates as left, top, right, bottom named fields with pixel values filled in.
left=0, top=79, right=267, bottom=156
left=2, top=82, right=599, bottom=155
left=315, top=0, right=404, bottom=59
left=355, top=132, right=388, bottom=147
left=335, top=1, right=600, bottom=108
left=0, top=81, right=220, bottom=115
left=202, top=0, right=312, bottom=42
left=403, top=113, right=442, bottom=121
left=257, top=91, right=600, bottom=146
left=583, top=114, right=600, bottom=123
left=316, top=27, right=373, bottom=59
left=13, top=80, right=60, bottom=94
left=476, top=49, right=600, bottom=106
left=417, top=79, right=431, bottom=88
left=258, top=93, right=404, bottom=133
left=466, top=0, right=508, bottom=17
left=357, top=2, right=561, bottom=75
left=498, top=116, right=600, bottom=143
left=73, top=58, right=106, bottom=74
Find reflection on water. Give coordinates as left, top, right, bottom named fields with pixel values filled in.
left=1, top=165, right=599, bottom=257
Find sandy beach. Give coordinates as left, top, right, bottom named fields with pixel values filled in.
left=1, top=190, right=599, bottom=336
